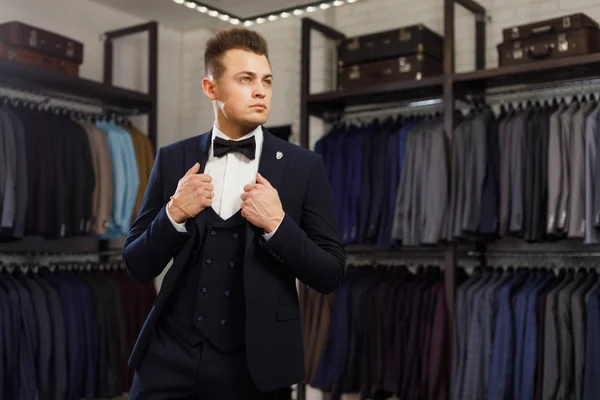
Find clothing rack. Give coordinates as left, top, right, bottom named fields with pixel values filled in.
left=297, top=0, right=600, bottom=398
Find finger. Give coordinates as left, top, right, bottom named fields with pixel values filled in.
left=184, top=162, right=200, bottom=178
left=197, top=174, right=212, bottom=183
left=256, top=173, right=271, bottom=187
left=244, top=184, right=257, bottom=192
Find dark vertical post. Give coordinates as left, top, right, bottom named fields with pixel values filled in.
left=300, top=18, right=311, bottom=150
left=444, top=0, right=456, bottom=396
left=148, top=22, right=159, bottom=153
left=103, top=35, right=113, bottom=86
left=475, top=13, right=486, bottom=70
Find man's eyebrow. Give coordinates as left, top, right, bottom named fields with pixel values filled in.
left=235, top=71, right=273, bottom=79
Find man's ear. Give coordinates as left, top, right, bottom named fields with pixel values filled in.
left=202, top=77, right=217, bottom=100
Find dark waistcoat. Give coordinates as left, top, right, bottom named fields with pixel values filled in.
left=162, top=207, right=246, bottom=352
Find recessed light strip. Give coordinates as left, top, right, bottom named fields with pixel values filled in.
left=171, top=0, right=357, bottom=26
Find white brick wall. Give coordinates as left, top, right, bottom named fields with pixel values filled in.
left=180, top=0, right=600, bottom=150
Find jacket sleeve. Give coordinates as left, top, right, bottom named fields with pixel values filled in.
left=259, top=154, right=345, bottom=294
left=122, top=147, right=191, bottom=283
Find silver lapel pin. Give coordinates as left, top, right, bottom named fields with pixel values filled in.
left=276, top=151, right=283, bottom=160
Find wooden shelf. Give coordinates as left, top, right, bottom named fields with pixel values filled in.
left=455, top=53, right=600, bottom=90
left=0, top=59, right=154, bottom=112
left=306, top=75, right=444, bottom=117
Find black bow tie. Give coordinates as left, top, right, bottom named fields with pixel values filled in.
left=213, top=136, right=256, bottom=160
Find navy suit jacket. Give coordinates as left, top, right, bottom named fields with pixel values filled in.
left=123, top=128, right=345, bottom=391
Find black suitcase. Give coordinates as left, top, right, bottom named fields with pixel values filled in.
left=337, top=24, right=443, bottom=67
left=502, top=13, right=599, bottom=42
left=337, top=54, right=442, bottom=91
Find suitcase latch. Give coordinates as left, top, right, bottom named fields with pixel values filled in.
left=562, top=17, right=571, bottom=29
left=349, top=65, right=360, bottom=80
left=67, top=42, right=75, bottom=58
left=347, top=38, right=360, bottom=51
left=512, top=42, right=523, bottom=60
left=29, top=30, right=38, bottom=48
left=511, top=27, right=519, bottom=40
left=558, top=34, right=568, bottom=52
left=399, top=29, right=412, bottom=42
left=398, top=57, right=412, bottom=73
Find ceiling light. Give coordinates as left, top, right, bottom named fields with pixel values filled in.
left=219, top=14, right=230, bottom=21
left=244, top=20, right=254, bottom=26
left=293, top=9, right=304, bottom=15
left=280, top=12, right=291, bottom=18
left=333, top=0, right=345, bottom=5
left=208, top=10, right=219, bottom=17
left=172, top=0, right=184, bottom=4
left=306, top=6, right=316, bottom=12
left=230, top=18, right=240, bottom=25
left=256, top=17, right=266, bottom=24
left=347, top=0, right=358, bottom=2
left=268, top=15, right=278, bottom=21
left=196, top=5, right=207, bottom=12
left=184, top=1, right=196, bottom=8
left=320, top=3, right=331, bottom=9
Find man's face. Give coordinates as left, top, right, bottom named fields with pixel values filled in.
left=210, top=49, right=272, bottom=129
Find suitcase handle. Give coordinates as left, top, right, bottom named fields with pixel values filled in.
left=527, top=45, right=553, bottom=59
left=530, top=25, right=552, bottom=36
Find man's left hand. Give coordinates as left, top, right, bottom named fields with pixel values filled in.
left=241, top=173, right=284, bottom=233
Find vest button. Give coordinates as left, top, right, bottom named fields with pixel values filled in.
left=197, top=316, right=204, bottom=322
left=210, top=230, right=216, bottom=236
left=202, top=287, right=208, bottom=293
left=224, top=290, right=230, bottom=296
left=206, top=259, right=212, bottom=265
left=229, top=261, right=235, bottom=268
left=220, top=319, right=226, bottom=326
left=232, top=233, right=239, bottom=239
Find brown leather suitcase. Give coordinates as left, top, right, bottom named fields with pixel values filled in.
left=502, top=13, right=599, bottom=42
left=337, top=54, right=442, bottom=91
left=497, top=27, right=600, bottom=67
left=0, top=41, right=79, bottom=76
left=337, top=24, right=443, bottom=67
left=0, top=21, right=83, bottom=64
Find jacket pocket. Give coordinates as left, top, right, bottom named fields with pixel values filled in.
left=276, top=305, right=300, bottom=321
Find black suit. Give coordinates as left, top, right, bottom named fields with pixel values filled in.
left=123, top=128, right=345, bottom=394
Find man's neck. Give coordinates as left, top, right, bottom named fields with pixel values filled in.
left=215, top=119, right=256, bottom=140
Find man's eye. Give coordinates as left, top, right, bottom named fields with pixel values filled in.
left=264, top=80, right=272, bottom=85
left=241, top=77, right=251, bottom=82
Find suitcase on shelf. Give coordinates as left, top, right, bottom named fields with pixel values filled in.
left=337, top=54, right=442, bottom=91
left=337, top=24, right=443, bottom=67
left=0, top=21, right=84, bottom=64
left=502, top=13, right=599, bottom=42
left=0, top=41, right=80, bottom=76
left=497, top=27, right=600, bottom=67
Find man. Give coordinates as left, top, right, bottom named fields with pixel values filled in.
left=123, top=27, right=345, bottom=399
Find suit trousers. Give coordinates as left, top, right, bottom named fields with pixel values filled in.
left=130, top=321, right=278, bottom=400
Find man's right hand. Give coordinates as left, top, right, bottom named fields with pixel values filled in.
left=167, top=162, right=214, bottom=223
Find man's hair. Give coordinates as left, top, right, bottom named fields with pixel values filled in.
left=204, top=28, right=269, bottom=80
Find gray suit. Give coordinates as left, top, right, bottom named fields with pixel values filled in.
left=585, top=104, right=600, bottom=244
left=509, top=110, right=530, bottom=234
left=0, top=109, right=17, bottom=231
left=568, top=102, right=596, bottom=237
left=557, top=103, right=580, bottom=232
left=499, top=113, right=514, bottom=236
left=3, top=109, right=28, bottom=238
left=547, top=104, right=567, bottom=234
left=422, top=121, right=448, bottom=244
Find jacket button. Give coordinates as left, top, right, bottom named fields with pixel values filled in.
left=210, top=230, right=216, bottom=236
left=224, top=290, right=230, bottom=296
left=229, top=262, right=235, bottom=268
left=220, top=319, right=226, bottom=326
left=197, top=316, right=204, bottom=322
left=233, top=233, right=239, bottom=239
left=202, top=287, right=208, bottom=293
left=206, top=259, right=212, bottom=265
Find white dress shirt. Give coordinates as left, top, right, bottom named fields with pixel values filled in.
left=166, top=124, right=279, bottom=240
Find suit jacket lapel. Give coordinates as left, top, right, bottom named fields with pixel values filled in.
left=184, top=130, right=211, bottom=234
left=245, top=128, right=289, bottom=252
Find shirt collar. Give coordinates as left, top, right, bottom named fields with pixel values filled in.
left=211, top=123, right=263, bottom=143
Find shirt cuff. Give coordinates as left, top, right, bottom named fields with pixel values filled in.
left=262, top=214, right=284, bottom=242
left=166, top=203, right=188, bottom=233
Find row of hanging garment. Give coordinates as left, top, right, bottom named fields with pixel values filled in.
left=452, top=257, right=600, bottom=400
left=0, top=255, right=156, bottom=400
left=0, top=94, right=154, bottom=242
left=315, top=110, right=450, bottom=248
left=448, top=93, right=600, bottom=244
left=304, top=260, right=450, bottom=399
